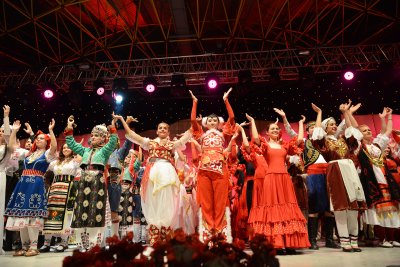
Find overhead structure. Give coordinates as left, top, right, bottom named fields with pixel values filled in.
left=1, top=43, right=400, bottom=91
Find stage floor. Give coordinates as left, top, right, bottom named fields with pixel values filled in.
left=0, top=246, right=399, bottom=267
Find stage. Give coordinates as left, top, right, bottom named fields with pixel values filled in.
left=0, top=245, right=399, bottom=267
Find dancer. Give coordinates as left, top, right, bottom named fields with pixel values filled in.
left=5, top=119, right=57, bottom=257
left=64, top=115, right=118, bottom=251
left=311, top=100, right=367, bottom=252
left=189, top=88, right=236, bottom=243
left=245, top=113, right=310, bottom=252
left=113, top=114, right=192, bottom=246
left=40, top=143, right=81, bottom=252
left=358, top=107, right=400, bottom=247
left=275, top=107, right=341, bottom=249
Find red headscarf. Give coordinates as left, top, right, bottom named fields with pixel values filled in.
left=30, top=130, right=51, bottom=152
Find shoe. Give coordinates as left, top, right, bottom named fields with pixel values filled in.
left=391, top=241, right=400, bottom=247
left=326, top=239, right=341, bottom=249
left=276, top=249, right=286, bottom=255
left=12, top=240, right=22, bottom=251
left=38, top=245, right=50, bottom=253
left=25, top=248, right=40, bottom=257
left=352, top=247, right=362, bottom=252
left=55, top=245, right=67, bottom=253
left=342, top=247, right=354, bottom=252
left=13, top=249, right=26, bottom=257
left=308, top=217, right=319, bottom=250
left=380, top=241, right=393, bottom=248
left=285, top=248, right=297, bottom=255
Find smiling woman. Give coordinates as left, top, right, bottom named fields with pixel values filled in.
left=113, top=112, right=192, bottom=246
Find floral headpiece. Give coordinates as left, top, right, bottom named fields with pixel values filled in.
left=91, top=124, right=108, bottom=137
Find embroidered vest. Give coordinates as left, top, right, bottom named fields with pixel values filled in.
left=302, top=139, right=320, bottom=168
left=199, top=130, right=225, bottom=174
left=148, top=140, right=174, bottom=164
left=326, top=137, right=349, bottom=159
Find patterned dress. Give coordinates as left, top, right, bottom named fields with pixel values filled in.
left=43, top=159, right=81, bottom=234
left=5, top=150, right=55, bottom=230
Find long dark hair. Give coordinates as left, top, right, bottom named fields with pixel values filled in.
left=57, top=143, right=75, bottom=164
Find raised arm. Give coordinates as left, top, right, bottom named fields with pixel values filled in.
left=189, top=90, right=202, bottom=132
left=64, top=115, right=87, bottom=156
left=173, top=129, right=192, bottom=149
left=274, top=108, right=297, bottom=138
left=3, top=105, right=10, bottom=144
left=8, top=120, right=21, bottom=153
left=297, top=115, right=306, bottom=143
left=348, top=101, right=361, bottom=128
left=113, top=113, right=147, bottom=147
left=385, top=108, right=393, bottom=137
left=223, top=88, right=234, bottom=125
left=224, top=127, right=239, bottom=154
left=246, top=113, right=260, bottom=145
left=379, top=107, right=387, bottom=134
left=48, top=118, right=57, bottom=157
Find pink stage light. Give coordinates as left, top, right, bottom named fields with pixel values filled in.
left=344, top=71, right=354, bottom=81
left=44, top=89, right=54, bottom=98
left=207, top=79, right=218, bottom=89
left=146, top=84, right=156, bottom=93
left=96, top=87, right=105, bottom=95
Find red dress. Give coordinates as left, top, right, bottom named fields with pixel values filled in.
left=249, top=137, right=310, bottom=249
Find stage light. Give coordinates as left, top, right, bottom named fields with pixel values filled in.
left=114, top=94, right=123, bottom=104
left=93, top=79, right=106, bottom=95
left=205, top=73, right=219, bottom=89
left=143, top=76, right=158, bottom=93
left=344, top=71, right=354, bottom=81
left=44, top=89, right=54, bottom=98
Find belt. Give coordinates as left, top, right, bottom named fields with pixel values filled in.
left=22, top=169, right=44, bottom=176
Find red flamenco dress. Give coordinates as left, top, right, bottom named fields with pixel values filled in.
left=249, top=137, right=310, bottom=249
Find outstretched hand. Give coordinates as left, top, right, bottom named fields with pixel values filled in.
left=196, top=114, right=203, bottom=122
left=3, top=105, right=10, bottom=117
left=126, top=116, right=138, bottom=124
left=49, top=118, right=55, bottom=131
left=67, top=115, right=76, bottom=129
left=311, top=103, right=321, bottom=113
left=245, top=113, right=255, bottom=123
left=273, top=108, right=286, bottom=118
left=12, top=120, right=21, bottom=131
left=189, top=90, right=198, bottom=103
left=23, top=122, right=33, bottom=135
left=349, top=103, right=361, bottom=114
left=223, top=87, right=233, bottom=101
left=299, top=115, right=306, bottom=123
left=379, top=107, right=387, bottom=118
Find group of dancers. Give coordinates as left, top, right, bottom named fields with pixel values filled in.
left=0, top=88, right=399, bottom=257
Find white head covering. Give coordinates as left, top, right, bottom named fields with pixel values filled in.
left=91, top=124, right=108, bottom=137
left=201, top=116, right=225, bottom=128
left=321, top=117, right=335, bottom=131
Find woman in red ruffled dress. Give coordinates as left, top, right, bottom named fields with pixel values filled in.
left=245, top=113, right=310, bottom=252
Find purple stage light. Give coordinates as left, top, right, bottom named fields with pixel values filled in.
left=146, top=84, right=156, bottom=93
left=207, top=79, right=218, bottom=89
left=44, top=89, right=54, bottom=98
left=114, top=94, right=123, bottom=104
left=344, top=71, right=354, bottom=81
left=97, top=87, right=105, bottom=95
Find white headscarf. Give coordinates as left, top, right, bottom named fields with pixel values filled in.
left=321, top=117, right=335, bottom=131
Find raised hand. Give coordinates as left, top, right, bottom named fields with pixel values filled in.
left=386, top=107, right=393, bottom=115
left=275, top=118, right=279, bottom=125
left=189, top=90, right=198, bottom=103
left=299, top=115, right=306, bottom=123
left=67, top=115, right=76, bottom=129
left=126, top=116, right=138, bottom=124
left=245, top=113, right=255, bottom=123
left=3, top=105, right=10, bottom=117
left=23, top=122, right=33, bottom=135
left=273, top=108, right=286, bottom=118
left=343, top=99, right=352, bottom=111
left=12, top=120, right=21, bottom=131
left=339, top=103, right=347, bottom=113
left=223, top=87, right=233, bottom=101
left=196, top=114, right=203, bottom=122
left=239, top=121, right=250, bottom=127
left=49, top=118, right=55, bottom=131
left=349, top=103, right=361, bottom=114
left=311, top=103, right=321, bottom=113
left=379, top=107, right=387, bottom=118
left=112, top=112, right=124, bottom=121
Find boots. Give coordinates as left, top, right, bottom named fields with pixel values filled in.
left=325, top=216, right=341, bottom=249
left=308, top=217, right=319, bottom=250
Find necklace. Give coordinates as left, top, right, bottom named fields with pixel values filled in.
left=28, top=150, right=45, bottom=164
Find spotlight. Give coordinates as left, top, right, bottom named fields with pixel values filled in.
left=143, top=76, right=158, bottom=93
left=93, top=79, right=106, bottom=95
left=114, top=94, right=123, bottom=104
left=343, top=71, right=354, bottom=81
left=44, top=89, right=54, bottom=99
left=205, top=73, right=219, bottom=89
